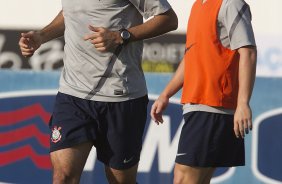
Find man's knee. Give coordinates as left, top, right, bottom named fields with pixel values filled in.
left=50, top=143, right=93, bottom=184
left=105, top=164, right=138, bottom=184
left=52, top=169, right=80, bottom=184
left=173, top=164, right=188, bottom=184
left=173, top=163, right=215, bottom=184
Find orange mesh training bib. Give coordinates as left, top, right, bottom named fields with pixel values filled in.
left=181, top=0, right=239, bottom=109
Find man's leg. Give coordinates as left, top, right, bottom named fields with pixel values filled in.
left=50, top=142, right=93, bottom=184
left=104, top=164, right=138, bottom=184
left=202, top=167, right=216, bottom=184
left=95, top=96, right=148, bottom=184
left=173, top=163, right=216, bottom=184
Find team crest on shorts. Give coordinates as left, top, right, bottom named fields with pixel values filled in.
left=51, top=126, right=62, bottom=143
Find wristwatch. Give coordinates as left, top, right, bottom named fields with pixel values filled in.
left=119, top=28, right=131, bottom=45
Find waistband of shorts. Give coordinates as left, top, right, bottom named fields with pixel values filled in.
left=183, top=103, right=235, bottom=115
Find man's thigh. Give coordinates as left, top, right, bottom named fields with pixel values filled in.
left=95, top=95, right=149, bottom=170
left=174, top=163, right=215, bottom=184
left=50, top=142, right=93, bottom=177
left=104, top=164, right=138, bottom=184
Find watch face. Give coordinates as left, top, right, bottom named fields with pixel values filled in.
left=121, top=30, right=130, bottom=40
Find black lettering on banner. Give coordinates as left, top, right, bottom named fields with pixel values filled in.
left=0, top=30, right=188, bottom=72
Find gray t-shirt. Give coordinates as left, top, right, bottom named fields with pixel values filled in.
left=59, top=0, right=171, bottom=102
left=183, top=0, right=256, bottom=115
left=218, top=0, right=256, bottom=50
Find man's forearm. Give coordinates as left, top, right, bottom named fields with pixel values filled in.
left=127, top=8, right=178, bottom=42
left=237, top=46, right=257, bottom=104
left=160, top=58, right=184, bottom=99
left=39, top=10, right=65, bottom=44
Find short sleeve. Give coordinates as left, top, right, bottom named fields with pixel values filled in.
left=221, top=0, right=256, bottom=50
left=129, top=0, right=171, bottom=19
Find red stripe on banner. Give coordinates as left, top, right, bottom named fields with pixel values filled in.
left=0, top=145, right=51, bottom=169
left=0, top=124, right=50, bottom=148
left=0, top=103, right=51, bottom=125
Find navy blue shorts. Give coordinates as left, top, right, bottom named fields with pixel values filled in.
left=175, top=111, right=245, bottom=167
left=49, top=92, right=148, bottom=170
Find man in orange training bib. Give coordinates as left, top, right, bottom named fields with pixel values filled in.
left=151, top=0, right=257, bottom=183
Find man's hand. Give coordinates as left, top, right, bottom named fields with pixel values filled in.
left=18, top=31, right=43, bottom=57
left=84, top=25, right=122, bottom=52
left=150, top=95, right=169, bottom=125
left=234, top=103, right=252, bottom=138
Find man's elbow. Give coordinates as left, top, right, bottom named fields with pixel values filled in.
left=171, top=16, right=178, bottom=31
left=162, top=8, right=178, bottom=31
left=168, top=9, right=178, bottom=31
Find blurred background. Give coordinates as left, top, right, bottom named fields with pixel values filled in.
left=0, top=0, right=281, bottom=183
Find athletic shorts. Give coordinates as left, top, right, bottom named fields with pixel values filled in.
left=175, top=111, right=245, bottom=167
left=49, top=92, right=148, bottom=170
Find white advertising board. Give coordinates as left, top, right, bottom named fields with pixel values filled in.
left=0, top=0, right=281, bottom=77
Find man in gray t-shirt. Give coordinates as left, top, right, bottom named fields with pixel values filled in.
left=18, top=0, right=178, bottom=183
